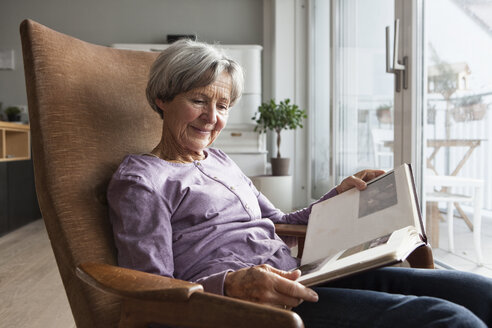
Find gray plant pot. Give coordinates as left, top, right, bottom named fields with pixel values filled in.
left=271, top=157, right=290, bottom=176
left=7, top=114, right=21, bottom=122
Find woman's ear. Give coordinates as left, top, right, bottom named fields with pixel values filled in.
left=155, top=98, right=166, bottom=111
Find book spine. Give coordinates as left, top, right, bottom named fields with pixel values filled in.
left=406, top=164, right=428, bottom=244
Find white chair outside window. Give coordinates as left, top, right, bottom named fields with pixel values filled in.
left=371, top=128, right=394, bottom=171
left=371, top=128, right=484, bottom=265
left=425, top=175, right=484, bottom=265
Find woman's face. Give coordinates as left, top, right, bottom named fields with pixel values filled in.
left=156, top=72, right=232, bottom=155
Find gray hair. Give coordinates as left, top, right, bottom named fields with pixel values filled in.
left=146, top=39, right=244, bottom=119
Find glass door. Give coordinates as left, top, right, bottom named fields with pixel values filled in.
left=310, top=0, right=490, bottom=270
left=422, top=0, right=492, bottom=267
left=311, top=0, right=398, bottom=199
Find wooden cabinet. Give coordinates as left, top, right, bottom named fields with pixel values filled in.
left=0, top=121, right=31, bottom=161
left=0, top=163, right=8, bottom=233
left=0, top=122, right=39, bottom=236
left=0, top=160, right=41, bottom=236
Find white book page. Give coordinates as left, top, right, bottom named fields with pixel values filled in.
left=301, top=165, right=421, bottom=265
left=297, top=226, right=419, bottom=284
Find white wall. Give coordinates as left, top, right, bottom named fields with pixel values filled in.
left=0, top=0, right=263, bottom=110
left=263, top=0, right=309, bottom=208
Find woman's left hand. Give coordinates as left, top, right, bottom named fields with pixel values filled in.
left=224, top=264, right=318, bottom=309
left=335, top=169, right=386, bottom=194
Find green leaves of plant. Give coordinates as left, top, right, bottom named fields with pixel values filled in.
left=251, top=99, right=307, bottom=158
left=4, top=106, right=21, bottom=116
left=251, top=98, right=307, bottom=134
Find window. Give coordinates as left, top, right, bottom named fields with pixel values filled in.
left=310, top=0, right=492, bottom=271
left=423, top=0, right=492, bottom=269
left=311, top=0, right=396, bottom=199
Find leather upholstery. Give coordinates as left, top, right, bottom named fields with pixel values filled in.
left=20, top=19, right=161, bottom=327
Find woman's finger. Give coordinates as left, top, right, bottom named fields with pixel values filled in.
left=337, top=169, right=387, bottom=193
left=356, top=169, right=385, bottom=181
left=352, top=176, right=368, bottom=190
left=339, top=175, right=366, bottom=192
left=270, top=290, right=304, bottom=308
left=272, top=273, right=319, bottom=302
left=267, top=266, right=301, bottom=280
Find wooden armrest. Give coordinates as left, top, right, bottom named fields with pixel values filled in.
left=274, top=224, right=307, bottom=237
left=120, top=291, right=304, bottom=328
left=76, top=262, right=203, bottom=302
left=77, top=263, right=304, bottom=328
left=275, top=224, right=307, bottom=258
left=406, top=244, right=435, bottom=269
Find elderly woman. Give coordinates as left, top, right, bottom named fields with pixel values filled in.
left=107, top=40, right=492, bottom=328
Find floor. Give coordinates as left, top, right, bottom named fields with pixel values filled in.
left=0, top=219, right=75, bottom=328
left=433, top=210, right=492, bottom=278
left=1, top=216, right=491, bottom=327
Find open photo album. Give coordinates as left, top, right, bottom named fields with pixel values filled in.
left=296, top=164, right=427, bottom=287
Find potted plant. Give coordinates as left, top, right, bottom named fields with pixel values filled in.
left=4, top=106, right=22, bottom=122
left=252, top=98, right=307, bottom=176
left=376, top=103, right=393, bottom=124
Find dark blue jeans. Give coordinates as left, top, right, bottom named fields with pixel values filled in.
left=293, top=267, right=492, bottom=328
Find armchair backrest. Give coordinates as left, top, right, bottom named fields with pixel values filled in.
left=20, top=19, right=161, bottom=327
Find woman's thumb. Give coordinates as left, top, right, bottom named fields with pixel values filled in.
left=270, top=267, right=302, bottom=280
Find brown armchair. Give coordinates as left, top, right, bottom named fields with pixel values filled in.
left=20, top=18, right=305, bottom=328
left=20, top=19, right=433, bottom=328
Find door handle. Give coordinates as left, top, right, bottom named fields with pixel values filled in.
left=386, top=19, right=408, bottom=92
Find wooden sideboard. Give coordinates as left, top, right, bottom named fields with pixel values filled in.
left=0, top=121, right=31, bottom=162
left=0, top=121, right=39, bottom=236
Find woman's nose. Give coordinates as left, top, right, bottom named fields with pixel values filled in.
left=201, top=103, right=217, bottom=124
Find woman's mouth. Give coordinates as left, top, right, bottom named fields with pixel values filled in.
left=191, top=126, right=212, bottom=135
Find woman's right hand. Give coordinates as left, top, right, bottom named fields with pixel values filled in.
left=335, top=169, right=385, bottom=194
left=224, top=264, right=319, bottom=309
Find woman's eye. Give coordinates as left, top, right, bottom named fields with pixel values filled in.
left=193, top=99, right=205, bottom=105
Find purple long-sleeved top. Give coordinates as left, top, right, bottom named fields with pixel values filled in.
left=107, top=148, right=337, bottom=295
